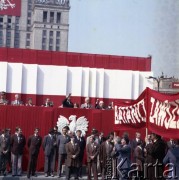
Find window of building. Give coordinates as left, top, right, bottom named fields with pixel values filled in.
left=49, top=38, right=53, bottom=44
left=42, top=44, right=46, bottom=50
left=42, top=38, right=46, bottom=44
left=56, top=31, right=60, bottom=38
left=50, top=12, right=54, bottom=23
left=49, top=46, right=53, bottom=51
left=14, top=40, right=19, bottom=48
left=49, top=31, right=53, bottom=37
left=43, top=11, right=47, bottom=22
left=28, top=12, right=31, bottom=17
left=8, top=17, right=11, bottom=24
left=0, top=17, right=3, bottom=23
left=6, top=39, right=11, bottom=47
left=26, top=41, right=30, bottom=46
left=26, top=33, right=30, bottom=39
left=56, top=46, right=60, bottom=51
left=0, top=24, right=3, bottom=29
left=27, top=19, right=31, bottom=25
left=56, top=12, right=61, bottom=23
left=56, top=39, right=60, bottom=45
left=43, top=30, right=47, bottom=37
left=7, top=31, right=11, bottom=37
left=15, top=17, right=19, bottom=24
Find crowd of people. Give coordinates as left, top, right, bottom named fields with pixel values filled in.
left=0, top=125, right=179, bottom=180
left=0, top=91, right=113, bottom=110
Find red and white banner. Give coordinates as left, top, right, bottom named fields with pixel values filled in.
left=0, top=0, right=21, bottom=16
left=115, top=88, right=179, bottom=139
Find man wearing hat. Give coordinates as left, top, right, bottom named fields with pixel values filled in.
left=0, top=91, right=8, bottom=105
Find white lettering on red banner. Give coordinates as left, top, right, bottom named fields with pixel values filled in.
left=115, top=99, right=146, bottom=125
left=150, top=97, right=179, bottom=129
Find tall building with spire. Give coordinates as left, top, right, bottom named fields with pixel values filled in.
left=0, top=0, right=70, bottom=51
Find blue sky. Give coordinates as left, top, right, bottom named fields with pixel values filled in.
left=68, top=0, right=179, bottom=78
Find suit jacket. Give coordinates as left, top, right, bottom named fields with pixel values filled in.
left=11, top=134, right=26, bottom=155
left=116, top=144, right=131, bottom=170
left=75, top=136, right=86, bottom=160
left=57, top=134, right=70, bottom=154
left=11, top=100, right=23, bottom=106
left=80, top=103, right=93, bottom=109
left=134, top=146, right=144, bottom=171
left=65, top=141, right=80, bottom=167
left=86, top=142, right=99, bottom=163
left=42, top=135, right=55, bottom=156
left=62, top=98, right=74, bottom=108
left=99, top=141, right=114, bottom=168
left=28, top=135, right=42, bottom=155
left=0, top=134, right=10, bottom=153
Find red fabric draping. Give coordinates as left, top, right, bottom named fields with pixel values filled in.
left=0, top=106, right=114, bottom=171
left=0, top=48, right=151, bottom=71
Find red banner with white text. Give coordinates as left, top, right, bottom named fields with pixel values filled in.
left=115, top=88, right=179, bottom=139
left=0, top=0, right=21, bottom=16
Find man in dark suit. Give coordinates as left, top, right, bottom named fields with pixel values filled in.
left=52, top=126, right=61, bottom=174
left=11, top=127, right=26, bottom=176
left=57, top=126, right=70, bottom=177
left=99, top=134, right=114, bottom=180
left=42, top=128, right=56, bottom=177
left=0, top=129, right=11, bottom=176
left=62, top=93, right=74, bottom=108
left=86, top=136, right=100, bottom=180
left=75, top=130, right=86, bottom=177
left=66, top=133, right=80, bottom=180
left=27, top=128, right=42, bottom=178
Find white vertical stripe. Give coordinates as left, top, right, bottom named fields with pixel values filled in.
left=104, top=70, right=132, bottom=99
left=37, top=65, right=68, bottom=95
left=96, top=68, right=104, bottom=98
left=81, top=67, right=90, bottom=97
left=0, top=62, right=8, bottom=92
left=89, top=68, right=97, bottom=97
left=22, top=64, right=38, bottom=94
left=6, top=63, right=23, bottom=93
left=67, top=67, right=82, bottom=96
left=132, top=71, right=140, bottom=99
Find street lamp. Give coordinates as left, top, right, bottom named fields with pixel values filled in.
left=146, top=73, right=173, bottom=92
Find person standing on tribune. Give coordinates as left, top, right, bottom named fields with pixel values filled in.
left=42, top=128, right=56, bottom=177
left=11, top=127, right=26, bottom=176
left=57, top=126, right=70, bottom=177
left=27, top=128, right=42, bottom=178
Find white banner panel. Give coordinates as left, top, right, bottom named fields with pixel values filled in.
left=0, top=62, right=8, bottom=92
left=104, top=70, right=132, bottom=99
left=132, top=71, right=140, bottom=99
left=6, top=63, right=23, bottom=93
left=89, top=68, right=97, bottom=97
left=22, top=64, right=38, bottom=94
left=96, top=68, right=104, bottom=98
left=139, top=72, right=154, bottom=94
left=81, top=68, right=90, bottom=97
left=67, top=67, right=82, bottom=96
left=37, top=65, right=67, bottom=95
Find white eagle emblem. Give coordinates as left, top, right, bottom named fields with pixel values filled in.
left=57, top=115, right=89, bottom=136
left=0, top=0, right=15, bottom=10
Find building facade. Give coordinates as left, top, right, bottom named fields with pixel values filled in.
left=0, top=0, right=70, bottom=51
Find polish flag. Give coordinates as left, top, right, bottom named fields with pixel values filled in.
left=0, top=48, right=153, bottom=107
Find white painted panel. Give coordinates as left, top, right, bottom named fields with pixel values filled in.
left=81, top=68, right=90, bottom=97
left=132, top=71, right=140, bottom=99
left=104, top=70, right=132, bottom=99
left=6, top=63, right=22, bottom=93
left=139, top=71, right=154, bottom=94
left=37, top=65, right=67, bottom=95
left=0, top=62, right=8, bottom=92
left=96, top=68, right=104, bottom=98
left=66, top=67, right=82, bottom=96
left=22, top=64, right=38, bottom=94
left=89, top=68, right=97, bottom=97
